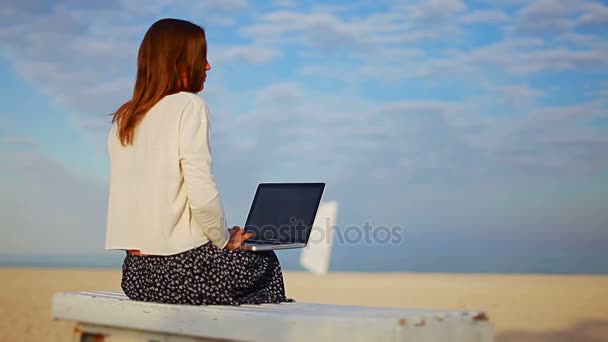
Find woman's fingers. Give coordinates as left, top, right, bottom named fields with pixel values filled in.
left=242, top=232, right=255, bottom=242
left=234, top=230, right=254, bottom=244
left=229, top=227, right=244, bottom=238
left=224, top=227, right=254, bottom=250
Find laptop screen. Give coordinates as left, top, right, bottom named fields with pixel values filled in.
left=244, top=183, right=325, bottom=244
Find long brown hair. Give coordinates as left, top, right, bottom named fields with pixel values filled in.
left=112, top=18, right=207, bottom=146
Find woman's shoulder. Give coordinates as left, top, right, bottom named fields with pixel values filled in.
left=164, top=91, right=208, bottom=109
left=163, top=92, right=212, bottom=130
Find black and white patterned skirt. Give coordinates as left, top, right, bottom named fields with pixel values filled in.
left=121, top=241, right=294, bottom=306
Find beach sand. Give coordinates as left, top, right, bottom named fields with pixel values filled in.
left=0, top=268, right=607, bottom=341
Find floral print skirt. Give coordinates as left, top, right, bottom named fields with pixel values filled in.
left=121, top=241, right=294, bottom=306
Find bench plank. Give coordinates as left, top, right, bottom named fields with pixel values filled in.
left=52, top=291, right=493, bottom=342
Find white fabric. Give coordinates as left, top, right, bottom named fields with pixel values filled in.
left=299, top=201, right=338, bottom=275
left=105, top=91, right=230, bottom=255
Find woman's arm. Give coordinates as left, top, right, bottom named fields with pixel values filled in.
left=178, top=95, right=230, bottom=249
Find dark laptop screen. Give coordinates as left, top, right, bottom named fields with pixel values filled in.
left=244, top=183, right=324, bottom=244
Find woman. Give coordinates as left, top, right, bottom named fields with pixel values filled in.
left=105, top=18, right=293, bottom=306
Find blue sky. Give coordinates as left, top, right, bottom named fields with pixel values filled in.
left=1, top=0, right=607, bottom=271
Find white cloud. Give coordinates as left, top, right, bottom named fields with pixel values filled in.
left=198, top=0, right=248, bottom=12
left=511, top=0, right=608, bottom=35
left=239, top=3, right=463, bottom=55
left=400, top=0, right=467, bottom=24
left=212, top=45, right=282, bottom=64
left=0, top=5, right=140, bottom=117
left=555, top=32, right=604, bottom=46
left=1, top=1, right=605, bottom=178
left=492, top=84, right=545, bottom=107
left=0, top=0, right=258, bottom=130
left=240, top=11, right=361, bottom=49
left=204, top=84, right=608, bottom=245
left=460, top=9, right=510, bottom=24
left=211, top=77, right=607, bottom=193
left=274, top=0, right=297, bottom=8
left=513, top=0, right=579, bottom=34
left=578, top=2, right=608, bottom=27
left=294, top=17, right=606, bottom=88
left=404, top=37, right=608, bottom=79
left=254, top=82, right=304, bottom=106
left=476, top=0, right=529, bottom=5
left=116, top=0, right=249, bottom=16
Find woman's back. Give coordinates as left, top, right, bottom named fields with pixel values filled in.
left=106, top=92, right=228, bottom=255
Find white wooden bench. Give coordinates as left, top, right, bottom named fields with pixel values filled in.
left=51, top=291, right=493, bottom=342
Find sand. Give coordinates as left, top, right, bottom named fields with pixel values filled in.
left=0, top=268, right=607, bottom=341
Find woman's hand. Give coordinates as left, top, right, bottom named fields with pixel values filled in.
left=225, top=226, right=255, bottom=250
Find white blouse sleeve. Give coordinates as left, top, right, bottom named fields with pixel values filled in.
left=178, top=95, right=230, bottom=249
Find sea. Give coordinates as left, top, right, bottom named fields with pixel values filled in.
left=2, top=239, right=607, bottom=274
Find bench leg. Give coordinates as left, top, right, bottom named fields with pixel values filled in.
left=80, top=333, right=105, bottom=342
left=73, top=326, right=105, bottom=342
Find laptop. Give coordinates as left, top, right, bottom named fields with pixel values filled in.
left=239, top=183, right=325, bottom=251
